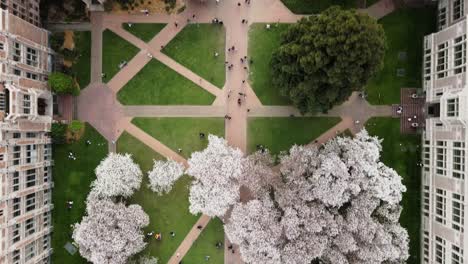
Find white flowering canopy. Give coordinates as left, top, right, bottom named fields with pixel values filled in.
left=186, top=135, right=244, bottom=217
left=92, top=153, right=143, bottom=198
left=225, top=130, right=409, bottom=264
left=148, top=159, right=185, bottom=195
left=73, top=199, right=149, bottom=264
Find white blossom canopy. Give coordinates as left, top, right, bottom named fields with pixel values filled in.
left=186, top=135, right=244, bottom=217
left=148, top=159, right=185, bottom=195
left=73, top=199, right=149, bottom=264
left=225, top=130, right=409, bottom=264
left=92, top=153, right=143, bottom=198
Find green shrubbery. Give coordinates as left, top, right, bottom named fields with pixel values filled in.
left=48, top=72, right=80, bottom=96
left=51, top=123, right=67, bottom=144
left=68, top=120, right=85, bottom=134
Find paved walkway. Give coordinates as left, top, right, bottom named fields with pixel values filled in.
left=47, top=22, right=92, bottom=32
left=77, top=0, right=399, bottom=263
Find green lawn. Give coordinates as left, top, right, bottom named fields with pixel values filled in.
left=102, top=29, right=140, bottom=82
left=71, top=31, right=91, bottom=89
left=280, top=0, right=360, bottom=14
left=117, top=132, right=199, bottom=263
left=365, top=8, right=436, bottom=105
left=51, top=124, right=108, bottom=264
left=132, top=117, right=225, bottom=158
left=248, top=23, right=291, bottom=105
left=365, top=117, right=421, bottom=264
left=248, top=117, right=341, bottom=155
left=163, top=24, right=226, bottom=88
left=117, top=59, right=215, bottom=105
left=123, top=23, right=166, bottom=42
left=183, top=218, right=225, bottom=264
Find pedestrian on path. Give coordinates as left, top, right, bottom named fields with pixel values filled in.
left=175, top=22, right=178, bottom=27
left=240, top=58, right=244, bottom=63
left=216, top=0, right=219, bottom=4
left=224, top=115, right=232, bottom=120
left=238, top=98, right=242, bottom=106
left=237, top=2, right=241, bottom=6
left=242, top=80, right=245, bottom=84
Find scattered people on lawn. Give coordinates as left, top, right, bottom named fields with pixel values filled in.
left=215, top=241, right=223, bottom=249
left=127, top=23, right=132, bottom=27
left=155, top=233, right=162, bottom=240
left=66, top=200, right=74, bottom=209
left=170, top=231, right=175, bottom=237
left=214, top=52, right=219, bottom=57
left=205, top=256, right=210, bottom=261
left=199, top=133, right=205, bottom=139
left=146, top=231, right=155, bottom=237
left=86, top=140, right=91, bottom=146
left=266, top=24, right=271, bottom=30
left=178, top=148, right=182, bottom=153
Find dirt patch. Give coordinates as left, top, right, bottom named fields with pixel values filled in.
left=66, top=126, right=85, bottom=142
left=111, top=0, right=185, bottom=14
left=63, top=30, right=75, bottom=50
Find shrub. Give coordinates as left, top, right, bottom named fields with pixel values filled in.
left=51, top=123, right=67, bottom=144
left=50, top=32, right=65, bottom=51
left=68, top=120, right=85, bottom=134
left=48, top=72, right=80, bottom=96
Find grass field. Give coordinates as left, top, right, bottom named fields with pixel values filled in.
left=71, top=31, right=91, bottom=89
left=365, top=8, right=436, bottom=105
left=117, top=59, right=215, bottom=105
left=51, top=124, right=108, bottom=264
left=117, top=132, right=200, bottom=263
left=247, top=117, right=341, bottom=155
left=248, top=23, right=291, bottom=105
left=102, top=29, right=140, bottom=82
left=163, top=24, right=226, bottom=88
left=280, top=0, right=360, bottom=14
left=365, top=117, right=421, bottom=264
left=132, top=117, right=225, bottom=158
left=123, top=23, right=166, bottom=42
left=183, top=218, right=225, bottom=264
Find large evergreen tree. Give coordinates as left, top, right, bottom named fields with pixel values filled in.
left=271, top=6, right=386, bottom=113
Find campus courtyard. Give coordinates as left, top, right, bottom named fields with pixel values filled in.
left=51, top=0, right=435, bottom=263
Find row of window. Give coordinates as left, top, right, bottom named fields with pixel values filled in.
left=425, top=140, right=466, bottom=180
left=438, top=0, right=465, bottom=30
left=433, top=36, right=466, bottom=80
left=10, top=166, right=51, bottom=193
left=423, top=232, right=464, bottom=264
left=12, top=234, right=50, bottom=264
left=11, top=189, right=51, bottom=218
left=9, top=144, right=52, bottom=166
left=12, top=67, right=44, bottom=81
left=431, top=188, right=465, bottom=232
left=12, top=41, right=39, bottom=67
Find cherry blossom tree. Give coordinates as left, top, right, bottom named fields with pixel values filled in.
left=148, top=159, right=185, bottom=195
left=186, top=135, right=244, bottom=217
left=225, top=130, right=409, bottom=264
left=73, top=199, right=149, bottom=264
left=91, top=153, right=143, bottom=198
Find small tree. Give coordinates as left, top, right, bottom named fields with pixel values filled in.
left=148, top=159, right=185, bottom=195
left=271, top=6, right=386, bottom=114
left=48, top=72, right=79, bottom=96
left=186, top=135, right=244, bottom=217
left=73, top=199, right=149, bottom=264
left=92, top=153, right=143, bottom=198
left=50, top=122, right=67, bottom=144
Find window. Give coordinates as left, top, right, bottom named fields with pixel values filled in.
left=24, top=217, right=35, bottom=237
left=436, top=141, right=447, bottom=176
left=435, top=188, right=447, bottom=224
left=12, top=249, right=20, bottom=264
left=437, top=42, right=449, bottom=79
left=43, top=235, right=50, bottom=251
left=424, top=51, right=432, bottom=81
left=423, top=231, right=429, bottom=263
left=12, top=223, right=20, bottom=244
left=13, top=68, right=21, bottom=76
left=423, top=145, right=430, bottom=166
left=43, top=211, right=50, bottom=228
left=12, top=42, right=21, bottom=62
left=453, top=0, right=464, bottom=20
left=24, top=241, right=36, bottom=261
left=25, top=144, right=37, bottom=164
left=44, top=144, right=51, bottom=161
left=452, top=244, right=464, bottom=264
left=25, top=72, right=38, bottom=80
left=12, top=197, right=21, bottom=217
left=454, top=36, right=466, bottom=74
left=13, top=132, right=21, bottom=139
left=439, top=7, right=447, bottom=30
left=25, top=169, right=36, bottom=188
left=452, top=193, right=464, bottom=232
left=452, top=142, right=465, bottom=179
left=43, top=166, right=50, bottom=183
left=12, top=145, right=20, bottom=165
left=450, top=101, right=463, bottom=121
left=25, top=47, right=38, bottom=67
left=0, top=153, right=4, bottom=161
left=0, top=42, right=4, bottom=50
left=26, top=193, right=35, bottom=212
left=12, top=172, right=19, bottom=192
left=435, top=236, right=446, bottom=264
left=43, top=189, right=50, bottom=206
left=423, top=185, right=430, bottom=217
left=23, top=94, right=30, bottom=114
left=26, top=132, right=35, bottom=138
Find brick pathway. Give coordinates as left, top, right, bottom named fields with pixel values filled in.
left=76, top=0, right=399, bottom=263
